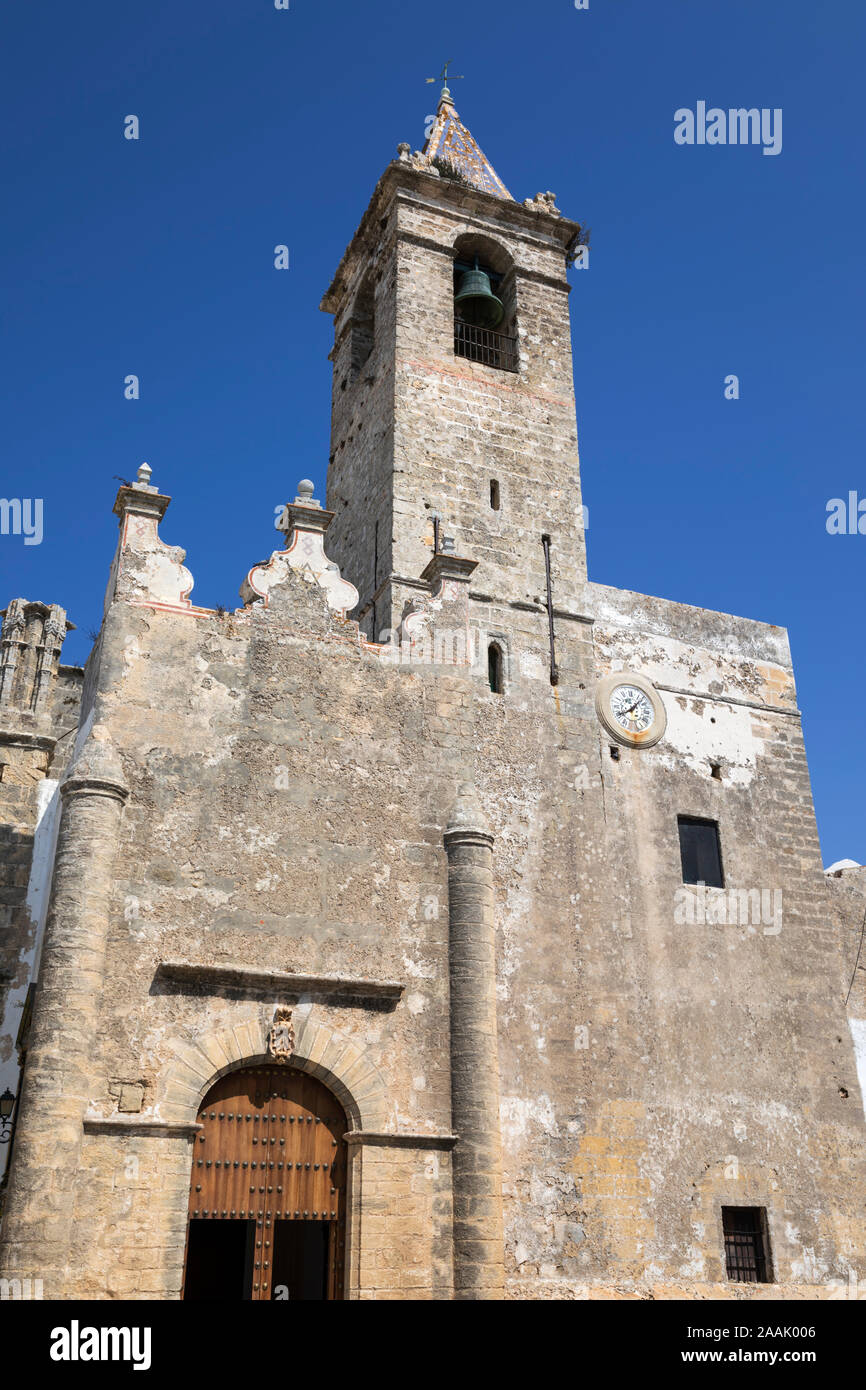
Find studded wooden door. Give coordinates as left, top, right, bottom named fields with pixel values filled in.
left=184, top=1066, right=347, bottom=1300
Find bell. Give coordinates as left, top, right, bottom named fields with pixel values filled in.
left=454, top=258, right=504, bottom=330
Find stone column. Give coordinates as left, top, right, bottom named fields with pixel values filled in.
left=0, top=731, right=128, bottom=1294
left=444, top=782, right=505, bottom=1299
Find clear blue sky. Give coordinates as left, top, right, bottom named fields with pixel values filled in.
left=1, top=0, right=863, bottom=866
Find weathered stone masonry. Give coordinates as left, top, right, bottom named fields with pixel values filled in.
left=0, top=737, right=128, bottom=1283
left=444, top=784, right=505, bottom=1298
left=0, top=600, right=82, bottom=1187
left=1, top=90, right=865, bottom=1300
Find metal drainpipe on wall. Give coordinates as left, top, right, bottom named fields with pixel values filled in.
left=541, top=533, right=559, bottom=686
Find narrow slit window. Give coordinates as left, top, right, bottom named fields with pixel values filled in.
left=488, top=643, right=504, bottom=694
left=490, top=479, right=500, bottom=510
left=678, top=816, right=723, bottom=887
left=722, top=1207, right=772, bottom=1283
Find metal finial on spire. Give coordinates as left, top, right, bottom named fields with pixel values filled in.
left=426, top=60, right=464, bottom=102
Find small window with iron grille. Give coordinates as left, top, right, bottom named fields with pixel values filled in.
left=722, top=1207, right=772, bottom=1283
left=678, top=815, right=724, bottom=888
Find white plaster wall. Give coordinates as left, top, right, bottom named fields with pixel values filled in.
left=849, top=1018, right=866, bottom=1123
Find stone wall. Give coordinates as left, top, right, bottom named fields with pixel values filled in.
left=2, top=142, right=864, bottom=1300
left=827, top=863, right=866, bottom=1136
left=0, top=601, right=82, bottom=1189
left=1, top=481, right=863, bottom=1296
left=323, top=163, right=587, bottom=640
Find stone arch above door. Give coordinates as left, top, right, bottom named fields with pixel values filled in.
left=158, top=1010, right=388, bottom=1132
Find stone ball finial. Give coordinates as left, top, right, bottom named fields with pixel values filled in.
left=293, top=478, right=321, bottom=511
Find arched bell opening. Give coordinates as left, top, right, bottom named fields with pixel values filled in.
left=452, top=234, right=518, bottom=373
left=347, top=269, right=376, bottom=382
left=182, top=1064, right=348, bottom=1301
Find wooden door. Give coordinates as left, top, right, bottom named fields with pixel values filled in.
left=184, top=1066, right=347, bottom=1300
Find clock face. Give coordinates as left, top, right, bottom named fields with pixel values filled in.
left=610, top=684, right=654, bottom=734
left=595, top=671, right=666, bottom=748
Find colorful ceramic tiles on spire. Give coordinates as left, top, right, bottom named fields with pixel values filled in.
left=422, top=92, right=512, bottom=201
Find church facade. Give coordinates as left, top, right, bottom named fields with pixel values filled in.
left=1, top=91, right=865, bottom=1301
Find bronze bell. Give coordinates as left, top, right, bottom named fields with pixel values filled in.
left=454, top=257, right=504, bottom=330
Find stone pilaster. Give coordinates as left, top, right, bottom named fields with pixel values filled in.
left=0, top=731, right=128, bottom=1293
left=444, top=782, right=505, bottom=1299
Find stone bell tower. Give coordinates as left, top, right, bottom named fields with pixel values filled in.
left=321, top=85, right=588, bottom=642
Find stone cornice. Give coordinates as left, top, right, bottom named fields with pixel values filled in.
left=343, top=1131, right=458, bottom=1150
left=156, top=960, right=404, bottom=1005
left=420, top=554, right=478, bottom=587
left=322, top=163, right=582, bottom=315
left=395, top=228, right=455, bottom=259
left=83, top=1117, right=202, bottom=1138
left=0, top=730, right=56, bottom=751
left=467, top=594, right=595, bottom=625
left=387, top=574, right=434, bottom=593
left=390, top=178, right=582, bottom=252
left=282, top=501, right=335, bottom=535
left=514, top=265, right=573, bottom=295
left=112, top=485, right=171, bottom=524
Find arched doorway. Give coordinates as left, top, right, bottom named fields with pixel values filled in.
left=182, top=1065, right=347, bottom=1300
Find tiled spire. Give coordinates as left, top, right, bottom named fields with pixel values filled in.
left=422, top=91, right=512, bottom=201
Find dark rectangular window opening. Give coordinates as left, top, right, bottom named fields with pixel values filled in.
left=723, top=1207, right=772, bottom=1283
left=488, top=643, right=504, bottom=694
left=490, top=478, right=500, bottom=510
left=678, top=815, right=724, bottom=887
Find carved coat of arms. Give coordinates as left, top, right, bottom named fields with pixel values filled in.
left=267, top=1006, right=295, bottom=1063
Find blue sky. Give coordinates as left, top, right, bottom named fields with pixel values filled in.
left=1, top=0, right=863, bottom=865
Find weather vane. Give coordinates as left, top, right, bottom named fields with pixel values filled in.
left=426, top=60, right=464, bottom=101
